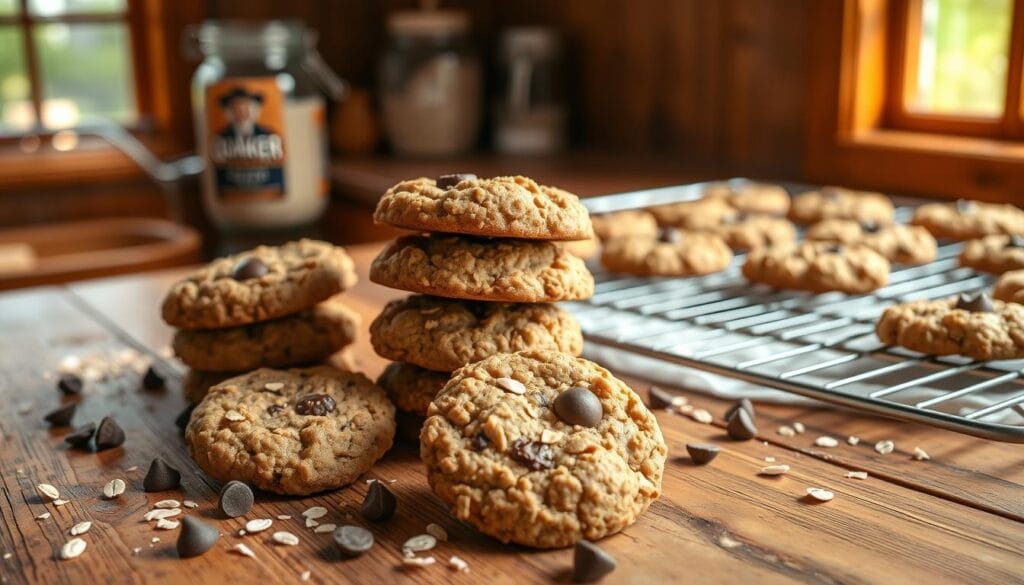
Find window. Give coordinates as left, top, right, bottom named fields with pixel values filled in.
left=888, top=0, right=1024, bottom=138
left=0, top=0, right=143, bottom=133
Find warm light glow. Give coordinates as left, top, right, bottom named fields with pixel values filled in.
left=18, top=135, right=41, bottom=153
left=42, top=98, right=80, bottom=129
left=51, top=129, right=79, bottom=151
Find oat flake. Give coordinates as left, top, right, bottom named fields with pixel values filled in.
left=70, top=521, right=92, bottom=536
left=495, top=377, right=526, bottom=395
left=272, top=531, right=299, bottom=546
left=60, top=538, right=87, bottom=560
left=245, top=519, right=273, bottom=533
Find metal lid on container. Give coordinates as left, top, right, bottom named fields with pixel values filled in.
left=387, top=10, right=469, bottom=37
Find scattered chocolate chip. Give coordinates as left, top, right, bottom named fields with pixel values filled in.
left=231, top=257, right=268, bottom=281
left=686, top=443, right=721, bottom=465
left=361, top=480, right=396, bottom=521
left=861, top=221, right=880, bottom=233
left=294, top=393, right=336, bottom=416
left=143, top=458, right=181, bottom=492
left=647, top=386, right=677, bottom=410
left=334, top=524, right=374, bottom=557
left=64, top=422, right=96, bottom=448
left=436, top=173, right=477, bottom=189
left=956, top=199, right=975, bottom=213
left=573, top=540, right=616, bottom=583
left=470, top=433, right=489, bottom=451
left=726, top=409, right=757, bottom=441
left=724, top=398, right=755, bottom=421
left=657, top=227, right=684, bottom=244
left=176, top=516, right=219, bottom=558
left=553, top=387, right=603, bottom=427
left=142, top=366, right=165, bottom=390
left=510, top=438, right=554, bottom=471
left=955, top=292, right=994, bottom=313
left=266, top=404, right=285, bottom=416
left=1008, top=235, right=1024, bottom=248
left=43, top=403, right=76, bottom=426
left=218, top=480, right=253, bottom=518
left=57, top=374, right=83, bottom=395
left=175, top=404, right=195, bottom=432
left=94, top=416, right=125, bottom=450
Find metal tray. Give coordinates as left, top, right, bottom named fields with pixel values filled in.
left=568, top=180, right=1024, bottom=442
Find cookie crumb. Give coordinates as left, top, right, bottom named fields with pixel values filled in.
left=874, top=440, right=895, bottom=455
left=913, top=446, right=930, bottom=461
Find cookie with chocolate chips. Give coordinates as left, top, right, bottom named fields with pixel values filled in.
left=911, top=199, right=1024, bottom=240
left=419, top=350, right=667, bottom=548
left=742, top=241, right=890, bottom=294
left=185, top=366, right=395, bottom=495
left=600, top=229, right=732, bottom=276
left=959, top=235, right=1024, bottom=274
left=806, top=219, right=937, bottom=264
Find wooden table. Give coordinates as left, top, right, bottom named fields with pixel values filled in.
left=1, top=244, right=1022, bottom=584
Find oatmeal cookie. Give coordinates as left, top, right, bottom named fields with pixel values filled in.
left=703, top=182, right=790, bottom=215
left=788, top=186, right=894, bottom=225
left=702, top=213, right=797, bottom=251
left=994, top=269, right=1024, bottom=304
left=806, top=219, right=936, bottom=264
left=648, top=197, right=736, bottom=230
left=911, top=199, right=1024, bottom=240
left=742, top=241, right=890, bottom=294
left=590, top=210, right=659, bottom=241
left=376, top=362, right=449, bottom=417
left=600, top=230, right=732, bottom=276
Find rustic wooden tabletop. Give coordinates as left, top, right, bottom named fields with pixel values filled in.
left=1, top=244, right=1022, bottom=585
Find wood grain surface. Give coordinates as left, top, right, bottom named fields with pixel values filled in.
left=1, top=244, right=1022, bottom=585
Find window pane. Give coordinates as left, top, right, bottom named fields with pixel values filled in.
left=34, top=22, right=135, bottom=128
left=0, top=0, right=19, bottom=16
left=906, top=0, right=1012, bottom=116
left=0, top=26, right=35, bottom=131
left=28, top=0, right=125, bottom=16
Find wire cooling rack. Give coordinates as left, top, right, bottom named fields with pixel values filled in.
left=567, top=180, right=1024, bottom=442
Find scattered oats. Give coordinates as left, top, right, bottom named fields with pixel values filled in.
left=402, top=556, right=436, bottom=568
left=759, top=464, right=791, bottom=476
left=53, top=499, right=69, bottom=507
left=238, top=530, right=247, bottom=536
left=183, top=500, right=199, bottom=509
left=103, top=479, right=126, bottom=499
left=691, top=409, right=713, bottom=424
left=874, top=440, right=895, bottom=455
left=674, top=403, right=694, bottom=414
left=143, top=508, right=181, bottom=521
left=125, top=466, right=139, bottom=472
left=540, top=429, right=563, bottom=444
left=426, top=523, right=448, bottom=542
left=224, top=410, right=245, bottom=422
left=272, top=531, right=299, bottom=546
left=305, top=517, right=319, bottom=528
left=232, top=543, right=256, bottom=558
left=264, top=382, right=284, bottom=391
left=846, top=471, right=869, bottom=480
left=154, top=499, right=180, bottom=509
left=718, top=535, right=742, bottom=549
left=403, top=534, right=437, bottom=553
left=764, top=457, right=776, bottom=463
left=70, top=521, right=92, bottom=536
left=245, top=519, right=273, bottom=533
left=495, top=377, right=526, bottom=395
left=300, top=570, right=311, bottom=582
left=151, top=537, right=160, bottom=544
left=806, top=487, right=834, bottom=502
left=792, top=422, right=806, bottom=434
left=2, top=552, right=10, bottom=560
left=36, top=484, right=60, bottom=501
left=35, top=512, right=51, bottom=520
left=815, top=436, right=839, bottom=448
left=60, top=538, right=87, bottom=560
left=131, top=547, right=141, bottom=555
left=276, top=515, right=292, bottom=520
left=155, top=519, right=179, bottom=530
left=313, top=523, right=336, bottom=534
left=448, top=555, right=470, bottom=573
left=302, top=506, right=328, bottom=519
left=777, top=425, right=796, bottom=437
left=847, top=436, right=860, bottom=446
left=388, top=479, right=397, bottom=484
left=913, top=446, right=930, bottom=461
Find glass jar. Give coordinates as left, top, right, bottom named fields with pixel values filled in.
left=493, top=27, right=567, bottom=155
left=189, top=20, right=341, bottom=232
left=379, top=10, right=482, bottom=157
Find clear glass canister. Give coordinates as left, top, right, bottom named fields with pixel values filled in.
left=189, top=20, right=336, bottom=231
left=379, top=10, right=482, bottom=157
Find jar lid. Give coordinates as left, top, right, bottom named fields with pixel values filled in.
left=387, top=10, right=469, bottom=37
left=499, top=27, right=561, bottom=59
left=193, top=19, right=308, bottom=57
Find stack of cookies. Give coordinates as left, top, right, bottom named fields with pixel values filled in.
left=162, top=239, right=361, bottom=403
left=368, top=174, right=596, bottom=440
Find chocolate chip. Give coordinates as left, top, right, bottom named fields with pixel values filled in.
left=861, top=221, right=880, bottom=233
left=436, top=173, right=477, bottom=189
left=360, top=479, right=396, bottom=521
left=686, top=443, right=721, bottom=465
left=573, top=540, right=616, bottom=583
left=94, top=416, right=125, bottom=450
left=726, top=409, right=757, bottom=441
left=334, top=525, right=374, bottom=557
left=724, top=398, right=755, bottom=421
left=142, top=366, right=165, bottom=390
left=1007, top=235, right=1024, bottom=249
left=510, top=438, right=554, bottom=471
left=57, top=374, right=83, bottom=395
left=64, top=422, right=95, bottom=448
left=956, top=199, right=976, bottom=213
left=823, top=243, right=844, bottom=254
left=470, top=433, right=489, bottom=451
left=218, top=480, right=253, bottom=518
left=647, top=386, right=677, bottom=410
left=43, top=403, right=76, bottom=427
left=144, top=457, right=181, bottom=492
left=231, top=257, right=268, bottom=281
left=553, top=387, right=603, bottom=427
left=176, top=516, right=219, bottom=558
left=175, top=404, right=195, bottom=432
left=266, top=404, right=285, bottom=416
left=955, top=292, right=994, bottom=313
left=294, top=393, right=336, bottom=416
left=657, top=227, right=684, bottom=244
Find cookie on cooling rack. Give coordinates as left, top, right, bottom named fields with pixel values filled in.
left=703, top=182, right=791, bottom=216
left=911, top=199, right=1024, bottom=240
left=788, top=186, right=894, bottom=226
left=959, top=235, right=1024, bottom=274
left=742, top=241, right=890, bottom=294
left=600, top=229, right=732, bottom=276
left=806, top=220, right=936, bottom=265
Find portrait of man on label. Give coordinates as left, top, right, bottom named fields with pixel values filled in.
left=217, top=87, right=272, bottom=139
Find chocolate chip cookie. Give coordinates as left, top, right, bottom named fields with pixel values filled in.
left=876, top=293, right=1024, bottom=360
left=185, top=366, right=395, bottom=495
left=373, top=175, right=593, bottom=241
left=370, top=295, right=583, bottom=372
left=959, top=235, right=1024, bottom=274
left=788, top=186, right=894, bottom=225
left=162, top=239, right=357, bottom=330
left=600, top=230, right=732, bottom=276
left=369, top=234, right=594, bottom=302
left=703, top=182, right=790, bottom=216
left=420, top=350, right=666, bottom=548
left=376, top=361, right=448, bottom=417
left=911, top=199, right=1024, bottom=240
left=560, top=233, right=601, bottom=260
left=590, top=210, right=659, bottom=241
left=742, top=242, right=890, bottom=294
left=994, top=269, right=1024, bottom=304
left=806, top=219, right=937, bottom=264
left=702, top=213, right=797, bottom=251
left=173, top=297, right=360, bottom=372
left=648, top=197, right=737, bottom=230
left=182, top=369, right=232, bottom=404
